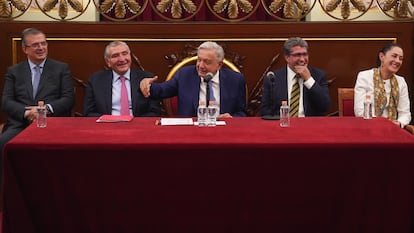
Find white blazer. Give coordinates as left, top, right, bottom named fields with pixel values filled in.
left=354, top=68, right=411, bottom=127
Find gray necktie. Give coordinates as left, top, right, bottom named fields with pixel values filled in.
left=33, top=65, right=41, bottom=98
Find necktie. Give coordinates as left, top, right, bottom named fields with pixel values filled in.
left=289, top=75, right=300, bottom=117
left=205, top=80, right=215, bottom=107
left=33, top=65, right=41, bottom=98
left=120, top=76, right=130, bottom=116
left=209, top=80, right=216, bottom=102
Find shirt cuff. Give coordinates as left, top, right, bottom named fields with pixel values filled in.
left=304, top=77, right=315, bottom=89
left=46, top=104, right=54, bottom=115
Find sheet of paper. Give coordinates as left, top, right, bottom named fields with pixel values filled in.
left=160, top=118, right=194, bottom=126
left=194, top=121, right=226, bottom=126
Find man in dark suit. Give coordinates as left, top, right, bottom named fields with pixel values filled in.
left=140, top=41, right=246, bottom=117
left=0, top=27, right=74, bottom=157
left=83, top=41, right=160, bottom=117
left=261, top=37, right=331, bottom=117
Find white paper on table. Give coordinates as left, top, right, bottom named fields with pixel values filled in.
left=194, top=121, right=226, bottom=126
left=160, top=118, right=194, bottom=126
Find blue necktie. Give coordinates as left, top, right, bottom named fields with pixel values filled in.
left=33, top=65, right=41, bottom=98
left=209, top=80, right=216, bottom=102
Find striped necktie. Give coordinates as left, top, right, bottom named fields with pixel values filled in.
left=289, top=75, right=300, bottom=117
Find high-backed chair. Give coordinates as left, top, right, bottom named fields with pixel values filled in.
left=162, top=55, right=242, bottom=117
left=338, top=87, right=355, bottom=116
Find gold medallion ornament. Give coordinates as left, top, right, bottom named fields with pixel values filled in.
left=206, top=0, right=261, bottom=21
left=150, top=0, right=202, bottom=21
left=320, top=0, right=372, bottom=20
left=262, top=0, right=316, bottom=21
left=94, top=0, right=147, bottom=21
left=35, top=0, right=91, bottom=20
left=0, top=0, right=30, bottom=19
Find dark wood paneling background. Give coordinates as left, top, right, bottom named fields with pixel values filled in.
left=0, top=22, right=412, bottom=121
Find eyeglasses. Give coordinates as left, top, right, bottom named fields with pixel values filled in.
left=289, top=52, right=308, bottom=58
left=25, top=41, right=48, bottom=49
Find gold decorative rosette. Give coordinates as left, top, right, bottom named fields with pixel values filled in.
left=319, top=0, right=374, bottom=20
left=0, top=0, right=31, bottom=19
left=261, top=0, right=316, bottom=20
left=149, top=0, right=203, bottom=21
left=94, top=0, right=148, bottom=21
left=206, top=0, right=261, bottom=21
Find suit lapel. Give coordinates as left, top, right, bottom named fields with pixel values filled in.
left=276, top=68, right=288, bottom=100
left=22, top=61, right=35, bottom=99
left=103, top=72, right=114, bottom=114
left=219, top=70, right=227, bottom=112
left=35, top=59, right=50, bottom=99
left=130, top=71, right=139, bottom=112
left=191, top=68, right=201, bottom=110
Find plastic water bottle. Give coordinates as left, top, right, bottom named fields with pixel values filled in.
left=37, top=100, right=47, bottom=128
left=363, top=94, right=372, bottom=120
left=197, top=102, right=207, bottom=127
left=280, top=101, right=290, bottom=127
left=207, top=104, right=219, bottom=127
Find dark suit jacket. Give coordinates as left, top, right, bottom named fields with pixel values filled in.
left=83, top=69, right=161, bottom=117
left=1, top=58, right=74, bottom=131
left=261, top=66, right=331, bottom=116
left=150, top=65, right=246, bottom=117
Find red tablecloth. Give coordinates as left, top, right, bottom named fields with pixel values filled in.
left=3, top=117, right=414, bottom=233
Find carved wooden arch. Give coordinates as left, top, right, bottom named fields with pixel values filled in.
left=165, top=56, right=241, bottom=81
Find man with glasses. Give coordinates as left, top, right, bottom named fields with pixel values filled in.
left=0, top=28, right=74, bottom=163
left=261, top=37, right=331, bottom=117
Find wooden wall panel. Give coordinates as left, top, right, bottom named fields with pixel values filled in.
left=0, top=22, right=412, bottom=121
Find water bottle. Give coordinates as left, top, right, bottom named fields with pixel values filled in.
left=197, top=102, right=207, bottom=127
left=207, top=104, right=219, bottom=127
left=363, top=94, right=372, bottom=120
left=280, top=101, right=290, bottom=127
left=37, top=100, right=47, bottom=128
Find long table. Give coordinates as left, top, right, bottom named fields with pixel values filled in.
left=3, top=117, right=414, bottom=233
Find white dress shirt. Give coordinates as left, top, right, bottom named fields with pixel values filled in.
left=199, top=71, right=220, bottom=111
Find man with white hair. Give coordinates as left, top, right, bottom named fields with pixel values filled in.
left=140, top=41, right=246, bottom=118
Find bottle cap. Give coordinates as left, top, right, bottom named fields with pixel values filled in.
left=38, top=100, right=45, bottom=106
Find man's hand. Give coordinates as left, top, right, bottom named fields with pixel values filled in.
left=218, top=113, right=232, bottom=118
left=140, top=76, right=158, bottom=97
left=24, top=106, right=39, bottom=122
left=294, top=65, right=311, bottom=81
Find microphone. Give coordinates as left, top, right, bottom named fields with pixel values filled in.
left=204, top=72, right=214, bottom=107
left=203, top=72, right=213, bottom=82
left=262, top=71, right=280, bottom=120
left=267, top=71, right=275, bottom=83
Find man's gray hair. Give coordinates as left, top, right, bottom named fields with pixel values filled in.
left=21, top=28, right=45, bottom=48
left=283, top=37, right=309, bottom=56
left=197, top=41, right=225, bottom=62
left=104, top=41, right=130, bottom=59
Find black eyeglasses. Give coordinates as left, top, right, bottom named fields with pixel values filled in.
left=25, top=41, right=48, bottom=49
left=289, top=52, right=308, bottom=58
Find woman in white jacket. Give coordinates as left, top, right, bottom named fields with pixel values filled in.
left=354, top=43, right=411, bottom=128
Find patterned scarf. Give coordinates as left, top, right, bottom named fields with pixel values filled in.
left=373, top=68, right=399, bottom=120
